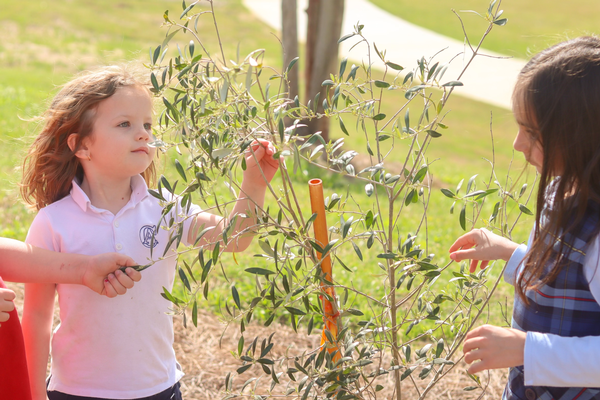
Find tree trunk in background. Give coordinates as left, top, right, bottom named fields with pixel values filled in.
left=282, top=0, right=299, bottom=103
left=304, top=0, right=345, bottom=142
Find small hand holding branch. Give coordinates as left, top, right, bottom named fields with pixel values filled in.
left=83, top=253, right=141, bottom=298
left=189, top=139, right=280, bottom=252
left=448, top=228, right=519, bottom=273
left=0, top=288, right=16, bottom=326
left=463, top=324, right=526, bottom=374
left=243, top=139, right=280, bottom=186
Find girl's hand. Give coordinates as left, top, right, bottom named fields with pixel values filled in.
left=463, top=324, right=526, bottom=374
left=0, top=288, right=16, bottom=326
left=448, top=228, right=519, bottom=272
left=243, top=139, right=280, bottom=187
left=82, top=253, right=141, bottom=298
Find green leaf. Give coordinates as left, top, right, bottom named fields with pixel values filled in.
left=442, top=80, right=463, bottom=87
left=245, top=267, right=276, bottom=276
left=377, top=252, right=397, bottom=259
left=427, top=129, right=442, bottom=138
left=322, top=79, right=335, bottom=87
left=435, top=338, right=444, bottom=358
left=178, top=266, right=191, bottom=291
left=237, top=364, right=252, bottom=375
left=339, top=116, right=349, bottom=135
left=519, top=204, right=534, bottom=215
left=441, top=188, right=455, bottom=198
left=212, top=241, right=220, bottom=264
left=174, top=159, right=187, bottom=182
left=192, top=299, right=198, bottom=327
left=238, top=335, right=244, bottom=355
left=232, top=285, right=241, bottom=309
left=346, top=308, right=364, bottom=316
left=338, top=33, right=355, bottom=43
left=373, top=113, right=386, bottom=121
left=374, top=80, right=390, bottom=88
left=493, top=18, right=508, bottom=26
left=352, top=241, right=363, bottom=261
left=180, top=1, right=197, bottom=19
left=401, top=366, right=416, bottom=381
left=405, top=189, right=416, bottom=206
left=307, top=316, right=314, bottom=335
left=386, top=61, right=404, bottom=71
left=413, top=166, right=428, bottom=183
left=188, top=40, right=195, bottom=57
left=460, top=204, right=466, bottom=230
left=285, top=306, right=306, bottom=316
left=150, top=72, right=159, bottom=92
left=339, top=57, right=348, bottom=78
left=286, top=56, right=299, bottom=74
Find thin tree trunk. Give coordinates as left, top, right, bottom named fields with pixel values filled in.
left=304, top=0, right=344, bottom=142
left=282, top=0, right=299, bottom=102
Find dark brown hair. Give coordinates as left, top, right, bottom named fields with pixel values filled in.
left=514, top=36, right=600, bottom=301
left=21, top=65, right=156, bottom=210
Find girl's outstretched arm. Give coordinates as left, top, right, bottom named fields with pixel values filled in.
left=449, top=228, right=519, bottom=272
left=463, top=324, right=526, bottom=374
left=22, top=282, right=55, bottom=400
left=0, top=237, right=141, bottom=297
left=189, top=139, right=279, bottom=252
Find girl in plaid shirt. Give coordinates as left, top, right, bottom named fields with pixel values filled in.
left=450, top=37, right=600, bottom=400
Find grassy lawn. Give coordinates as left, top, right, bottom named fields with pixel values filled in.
left=369, top=0, right=600, bottom=59
left=0, top=0, right=534, bottom=338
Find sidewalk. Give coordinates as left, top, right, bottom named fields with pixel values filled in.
left=241, top=0, right=526, bottom=110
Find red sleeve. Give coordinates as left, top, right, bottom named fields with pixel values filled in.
left=0, top=277, right=32, bottom=400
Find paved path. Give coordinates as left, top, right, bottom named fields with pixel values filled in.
left=242, top=0, right=526, bottom=110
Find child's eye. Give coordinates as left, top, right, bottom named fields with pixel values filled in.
left=144, top=123, right=152, bottom=131
left=118, top=121, right=130, bottom=128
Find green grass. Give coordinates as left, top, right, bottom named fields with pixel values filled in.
left=369, top=0, right=600, bottom=59
left=0, top=0, right=534, bottom=339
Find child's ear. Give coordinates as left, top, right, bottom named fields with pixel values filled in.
left=67, top=133, right=90, bottom=161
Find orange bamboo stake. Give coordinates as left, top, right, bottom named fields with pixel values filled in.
left=308, top=178, right=341, bottom=362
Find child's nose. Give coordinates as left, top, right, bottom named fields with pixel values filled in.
left=137, top=126, right=151, bottom=141
left=513, top=129, right=528, bottom=154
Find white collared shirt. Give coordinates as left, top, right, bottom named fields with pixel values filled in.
left=26, top=175, right=201, bottom=398
left=505, top=229, right=600, bottom=387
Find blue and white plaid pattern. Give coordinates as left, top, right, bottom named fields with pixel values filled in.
left=504, top=202, right=600, bottom=400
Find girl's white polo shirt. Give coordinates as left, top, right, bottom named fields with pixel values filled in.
left=25, top=175, right=201, bottom=398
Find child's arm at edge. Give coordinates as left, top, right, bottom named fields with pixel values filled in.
left=187, top=139, right=279, bottom=252
left=0, top=237, right=141, bottom=297
left=22, top=282, right=55, bottom=400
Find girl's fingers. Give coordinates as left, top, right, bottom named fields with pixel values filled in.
left=464, top=347, right=485, bottom=365
left=448, top=231, right=479, bottom=252
left=103, top=279, right=117, bottom=298
left=480, top=260, right=489, bottom=270
left=124, top=267, right=142, bottom=282
left=467, top=360, right=487, bottom=375
left=106, top=273, right=127, bottom=295
left=0, top=289, right=16, bottom=302
left=115, top=269, right=135, bottom=289
left=470, top=259, right=479, bottom=273
left=450, top=248, right=477, bottom=262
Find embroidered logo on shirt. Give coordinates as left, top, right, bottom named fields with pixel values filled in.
left=139, top=225, right=159, bottom=248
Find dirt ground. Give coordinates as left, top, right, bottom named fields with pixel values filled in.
left=7, top=281, right=508, bottom=399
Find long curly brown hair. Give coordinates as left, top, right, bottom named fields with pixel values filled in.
left=21, top=65, right=157, bottom=211
left=514, top=36, right=600, bottom=301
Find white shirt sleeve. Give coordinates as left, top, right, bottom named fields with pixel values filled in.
left=522, top=233, right=600, bottom=387
left=504, top=244, right=528, bottom=287
left=25, top=209, right=58, bottom=251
